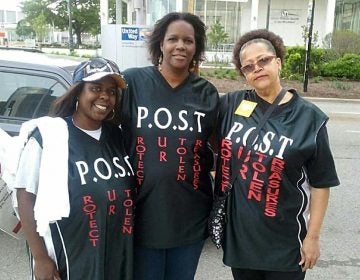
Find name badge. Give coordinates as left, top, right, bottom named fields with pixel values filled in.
left=234, top=100, right=257, bottom=117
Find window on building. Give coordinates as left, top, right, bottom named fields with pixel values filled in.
left=0, top=10, right=4, bottom=24
left=5, top=11, right=16, bottom=24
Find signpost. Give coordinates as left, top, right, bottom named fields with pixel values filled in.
left=303, top=0, right=315, bottom=92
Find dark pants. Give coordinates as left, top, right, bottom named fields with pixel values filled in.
left=134, top=240, right=205, bottom=280
left=231, top=268, right=306, bottom=280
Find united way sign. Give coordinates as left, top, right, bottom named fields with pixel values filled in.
left=102, top=24, right=152, bottom=70
left=121, top=27, right=143, bottom=41
left=121, top=26, right=150, bottom=46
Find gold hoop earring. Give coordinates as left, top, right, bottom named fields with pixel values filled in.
left=106, top=109, right=115, bottom=121
left=190, top=60, right=199, bottom=75
left=158, top=54, right=163, bottom=71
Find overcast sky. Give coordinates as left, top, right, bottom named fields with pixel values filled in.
left=1, top=0, right=22, bottom=11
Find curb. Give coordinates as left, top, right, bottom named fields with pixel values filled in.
left=304, top=97, right=360, bottom=103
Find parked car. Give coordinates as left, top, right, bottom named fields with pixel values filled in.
left=0, top=47, right=83, bottom=135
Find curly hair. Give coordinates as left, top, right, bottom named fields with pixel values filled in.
left=148, top=12, right=207, bottom=70
left=233, top=29, right=286, bottom=75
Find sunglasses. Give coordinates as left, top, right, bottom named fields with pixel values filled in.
left=240, top=55, right=277, bottom=75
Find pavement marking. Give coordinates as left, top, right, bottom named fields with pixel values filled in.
left=346, top=130, right=360, bottom=133
left=331, top=111, right=360, bottom=115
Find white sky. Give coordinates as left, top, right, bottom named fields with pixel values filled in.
left=0, top=0, right=22, bottom=11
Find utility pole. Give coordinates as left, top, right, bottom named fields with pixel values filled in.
left=266, top=0, right=271, bottom=30
left=67, top=0, right=74, bottom=52
left=303, top=0, right=315, bottom=92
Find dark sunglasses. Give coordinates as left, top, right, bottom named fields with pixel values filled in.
left=240, top=55, right=277, bottom=75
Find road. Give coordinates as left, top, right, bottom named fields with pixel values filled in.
left=1, top=98, right=359, bottom=280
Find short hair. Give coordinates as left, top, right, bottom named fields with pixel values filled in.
left=233, top=29, right=286, bottom=74
left=148, top=12, right=207, bottom=69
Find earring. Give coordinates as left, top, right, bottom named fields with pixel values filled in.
left=158, top=54, right=163, bottom=71
left=106, top=109, right=115, bottom=121
left=75, top=100, right=79, bottom=111
left=190, top=60, right=199, bottom=75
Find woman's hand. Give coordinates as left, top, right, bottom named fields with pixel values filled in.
left=34, top=255, right=61, bottom=280
left=299, top=187, right=330, bottom=272
left=299, top=235, right=320, bottom=272
left=17, top=189, right=61, bottom=279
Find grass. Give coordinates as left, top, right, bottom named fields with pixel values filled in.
left=331, top=81, right=352, bottom=91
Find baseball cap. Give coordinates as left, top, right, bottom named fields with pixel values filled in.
left=73, top=57, right=126, bottom=89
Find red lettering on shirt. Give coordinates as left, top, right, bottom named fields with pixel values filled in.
left=247, top=153, right=267, bottom=202
left=122, top=189, right=134, bottom=235
left=264, top=157, right=285, bottom=217
left=108, top=204, right=115, bottom=215
left=135, top=136, right=146, bottom=185
left=82, top=194, right=99, bottom=247
left=107, top=189, right=116, bottom=201
left=220, top=138, right=232, bottom=192
left=159, top=150, right=167, bottom=162
left=176, top=139, right=187, bottom=181
left=192, top=139, right=202, bottom=189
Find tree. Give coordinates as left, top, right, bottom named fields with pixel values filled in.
left=67, top=0, right=101, bottom=45
left=207, top=19, right=229, bottom=51
left=301, top=24, right=319, bottom=48
left=108, top=0, right=127, bottom=24
left=31, top=13, right=49, bottom=46
left=331, top=30, right=360, bottom=56
left=16, top=19, right=35, bottom=40
left=20, top=0, right=102, bottom=46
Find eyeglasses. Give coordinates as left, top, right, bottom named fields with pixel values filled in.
left=240, top=55, right=277, bottom=75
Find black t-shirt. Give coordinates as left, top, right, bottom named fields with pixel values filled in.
left=120, top=66, right=219, bottom=248
left=215, top=90, right=339, bottom=271
left=33, top=119, right=136, bottom=280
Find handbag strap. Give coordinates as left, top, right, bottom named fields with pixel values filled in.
left=229, top=88, right=287, bottom=188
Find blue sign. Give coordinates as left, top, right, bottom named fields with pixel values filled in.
left=122, top=27, right=140, bottom=41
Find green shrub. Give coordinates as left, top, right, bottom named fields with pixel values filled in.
left=320, top=54, right=360, bottom=79
left=81, top=54, right=95, bottom=58
left=227, top=70, right=237, bottom=80
left=69, top=50, right=78, bottom=57
left=282, top=46, right=330, bottom=79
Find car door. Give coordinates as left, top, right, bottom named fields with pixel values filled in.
left=0, top=60, right=72, bottom=136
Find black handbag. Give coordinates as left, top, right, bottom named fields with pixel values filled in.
left=208, top=88, right=287, bottom=249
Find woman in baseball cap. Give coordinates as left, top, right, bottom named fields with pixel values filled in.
left=52, top=57, right=127, bottom=127
left=15, top=57, right=135, bottom=280
left=73, top=57, right=127, bottom=90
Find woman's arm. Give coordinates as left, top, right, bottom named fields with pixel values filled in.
left=299, top=187, right=330, bottom=272
left=17, top=189, right=60, bottom=280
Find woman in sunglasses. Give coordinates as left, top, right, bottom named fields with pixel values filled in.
left=211, top=29, right=339, bottom=280
left=14, top=57, right=135, bottom=280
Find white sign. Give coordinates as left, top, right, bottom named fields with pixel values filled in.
left=0, top=180, right=23, bottom=239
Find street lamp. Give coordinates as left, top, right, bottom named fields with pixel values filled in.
left=67, top=0, right=74, bottom=52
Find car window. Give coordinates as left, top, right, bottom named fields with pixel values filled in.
left=0, top=71, right=67, bottom=119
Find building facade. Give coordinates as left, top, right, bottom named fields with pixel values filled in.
left=334, top=0, right=360, bottom=33
left=1, top=0, right=359, bottom=48
left=125, top=0, right=338, bottom=47
left=0, top=1, right=24, bottom=44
